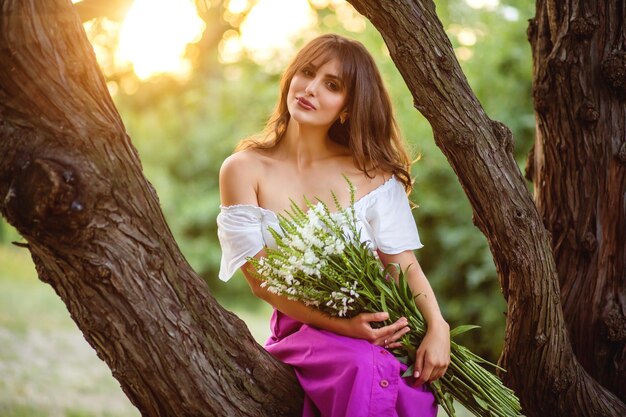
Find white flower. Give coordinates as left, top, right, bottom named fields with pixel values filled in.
left=330, top=211, right=347, bottom=227
left=290, top=235, right=306, bottom=251
left=303, top=249, right=318, bottom=265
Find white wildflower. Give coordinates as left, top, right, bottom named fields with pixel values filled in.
left=290, top=235, right=306, bottom=251
left=303, top=249, right=318, bottom=265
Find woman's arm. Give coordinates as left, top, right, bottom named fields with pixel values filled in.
left=378, top=249, right=451, bottom=385
left=219, top=153, right=409, bottom=345
left=241, top=251, right=409, bottom=345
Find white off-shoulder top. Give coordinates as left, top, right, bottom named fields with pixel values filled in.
left=216, top=175, right=424, bottom=282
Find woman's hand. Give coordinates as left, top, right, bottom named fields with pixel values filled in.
left=337, top=312, right=410, bottom=348
left=413, top=319, right=450, bottom=386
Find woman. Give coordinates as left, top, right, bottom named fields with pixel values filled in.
left=217, top=34, right=450, bottom=416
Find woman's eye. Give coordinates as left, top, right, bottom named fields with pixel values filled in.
left=302, top=68, right=313, bottom=77
left=326, top=82, right=338, bottom=91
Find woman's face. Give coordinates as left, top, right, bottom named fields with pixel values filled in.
left=286, top=57, right=347, bottom=129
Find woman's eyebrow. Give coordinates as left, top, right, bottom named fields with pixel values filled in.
left=304, top=62, right=344, bottom=84
left=324, top=73, right=344, bottom=84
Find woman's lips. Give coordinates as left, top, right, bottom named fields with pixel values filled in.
left=296, top=97, right=316, bottom=110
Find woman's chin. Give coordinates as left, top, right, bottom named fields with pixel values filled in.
left=289, top=114, right=334, bottom=129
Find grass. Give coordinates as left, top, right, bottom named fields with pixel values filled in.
left=0, top=403, right=49, bottom=417
left=0, top=245, right=139, bottom=417
left=0, top=246, right=76, bottom=334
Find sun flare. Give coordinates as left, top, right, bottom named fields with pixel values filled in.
left=117, top=0, right=205, bottom=80
left=220, top=0, right=363, bottom=69
left=86, top=0, right=361, bottom=81
left=230, top=0, right=318, bottom=66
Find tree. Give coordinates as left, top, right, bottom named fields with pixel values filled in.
left=0, top=1, right=623, bottom=417
left=526, top=0, right=626, bottom=400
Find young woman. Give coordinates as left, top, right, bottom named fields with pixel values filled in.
left=217, top=34, right=450, bottom=417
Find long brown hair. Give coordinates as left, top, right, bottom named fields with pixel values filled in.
left=236, top=34, right=416, bottom=193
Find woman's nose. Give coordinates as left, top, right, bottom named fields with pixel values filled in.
left=304, top=79, right=319, bottom=95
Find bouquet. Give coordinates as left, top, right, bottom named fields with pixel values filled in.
left=247, top=177, right=522, bottom=417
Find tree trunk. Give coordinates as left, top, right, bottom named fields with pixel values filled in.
left=527, top=0, right=626, bottom=402
left=344, top=0, right=626, bottom=416
left=0, top=1, right=303, bottom=416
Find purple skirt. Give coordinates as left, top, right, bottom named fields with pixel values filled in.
left=265, top=309, right=438, bottom=417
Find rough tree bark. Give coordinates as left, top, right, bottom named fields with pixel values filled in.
left=527, top=0, right=626, bottom=401
left=0, top=1, right=303, bottom=416
left=1, top=0, right=624, bottom=416
left=343, top=1, right=625, bottom=416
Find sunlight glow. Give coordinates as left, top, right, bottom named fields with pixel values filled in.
left=117, top=0, right=205, bottom=80
left=221, top=0, right=365, bottom=69
left=455, top=47, right=474, bottom=61
left=465, top=0, right=499, bottom=9
left=333, top=2, right=366, bottom=32
left=447, top=25, right=480, bottom=61
left=448, top=25, right=482, bottom=47
left=309, top=0, right=343, bottom=7
left=457, top=29, right=477, bottom=46
left=219, top=29, right=245, bottom=64
left=237, top=0, right=317, bottom=65
left=501, top=6, right=520, bottom=21
left=228, top=0, right=250, bottom=14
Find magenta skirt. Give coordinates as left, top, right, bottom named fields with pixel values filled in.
left=265, top=309, right=438, bottom=417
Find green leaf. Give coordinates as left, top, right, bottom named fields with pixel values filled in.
left=450, top=324, right=481, bottom=338
left=395, top=355, right=409, bottom=365
left=380, top=296, right=389, bottom=321
left=401, top=364, right=414, bottom=378
left=472, top=393, right=491, bottom=410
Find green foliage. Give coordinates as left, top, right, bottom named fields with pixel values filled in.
left=0, top=219, right=20, bottom=244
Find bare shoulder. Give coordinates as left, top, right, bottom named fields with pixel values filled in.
left=369, top=167, right=394, bottom=182
left=364, top=168, right=395, bottom=193
left=340, top=159, right=394, bottom=191
left=220, top=148, right=263, bottom=173
left=219, top=149, right=264, bottom=206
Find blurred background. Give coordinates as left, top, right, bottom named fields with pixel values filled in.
left=0, top=0, right=534, bottom=415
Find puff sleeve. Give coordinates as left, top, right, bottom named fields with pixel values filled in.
left=366, top=180, right=424, bottom=254
left=216, top=205, right=265, bottom=282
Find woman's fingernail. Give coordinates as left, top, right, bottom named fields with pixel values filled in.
left=414, top=371, right=420, bottom=378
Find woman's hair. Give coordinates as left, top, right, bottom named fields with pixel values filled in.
left=235, top=34, right=416, bottom=193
